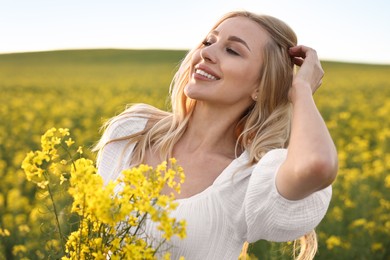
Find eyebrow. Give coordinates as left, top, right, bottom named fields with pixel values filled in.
left=210, top=30, right=251, bottom=52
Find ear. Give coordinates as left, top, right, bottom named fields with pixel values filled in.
left=251, top=89, right=259, bottom=101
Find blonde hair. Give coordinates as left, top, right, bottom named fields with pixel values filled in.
left=95, top=10, right=317, bottom=260
left=239, top=230, right=317, bottom=260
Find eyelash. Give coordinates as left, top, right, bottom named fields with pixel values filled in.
left=202, top=40, right=212, bottom=46
left=226, top=48, right=239, bottom=56
left=201, top=40, right=240, bottom=56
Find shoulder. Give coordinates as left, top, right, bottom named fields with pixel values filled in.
left=105, top=113, right=148, bottom=140
left=102, top=103, right=166, bottom=140
left=95, top=104, right=156, bottom=182
left=256, top=148, right=287, bottom=167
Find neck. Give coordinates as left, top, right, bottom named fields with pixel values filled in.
left=177, top=102, right=246, bottom=157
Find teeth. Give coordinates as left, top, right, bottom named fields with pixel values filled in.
left=195, top=69, right=218, bottom=80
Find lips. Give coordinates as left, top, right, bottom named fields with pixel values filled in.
left=194, top=65, right=220, bottom=80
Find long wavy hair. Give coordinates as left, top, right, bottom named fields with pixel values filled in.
left=95, top=10, right=317, bottom=260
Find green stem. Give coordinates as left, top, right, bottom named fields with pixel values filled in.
left=77, top=195, right=86, bottom=259
left=152, top=238, right=167, bottom=257
left=45, top=174, right=66, bottom=255
left=100, top=223, right=107, bottom=253
left=60, top=143, right=77, bottom=170
left=132, top=212, right=148, bottom=237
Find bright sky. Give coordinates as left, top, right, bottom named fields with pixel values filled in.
left=1, top=0, right=389, bottom=64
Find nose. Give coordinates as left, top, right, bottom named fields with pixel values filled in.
left=200, top=44, right=217, bottom=63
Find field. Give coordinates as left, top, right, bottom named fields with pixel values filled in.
left=0, top=49, right=389, bottom=259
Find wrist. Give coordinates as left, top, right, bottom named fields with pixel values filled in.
left=289, top=82, right=313, bottom=104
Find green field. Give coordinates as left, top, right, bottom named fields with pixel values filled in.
left=0, top=49, right=389, bottom=259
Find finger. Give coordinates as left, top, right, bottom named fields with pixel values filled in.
left=289, top=45, right=319, bottom=61
left=289, top=45, right=307, bottom=58
left=292, top=57, right=304, bottom=66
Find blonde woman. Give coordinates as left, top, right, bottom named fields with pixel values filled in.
left=95, top=11, right=338, bottom=259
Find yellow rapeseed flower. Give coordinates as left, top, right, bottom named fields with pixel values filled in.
left=60, top=174, right=67, bottom=185
left=330, top=206, right=343, bottom=222
left=371, top=242, right=384, bottom=252
left=350, top=218, right=367, bottom=228
left=0, top=228, right=10, bottom=237
left=65, top=138, right=74, bottom=147
left=325, top=235, right=342, bottom=250
left=37, top=180, right=49, bottom=189
left=58, top=128, right=70, bottom=136
left=18, top=225, right=30, bottom=234
left=385, top=175, right=390, bottom=188
left=12, top=245, right=27, bottom=255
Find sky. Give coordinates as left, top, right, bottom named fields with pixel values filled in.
left=0, top=0, right=389, bottom=64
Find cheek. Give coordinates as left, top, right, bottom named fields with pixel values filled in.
left=241, top=65, right=261, bottom=89
left=226, top=66, right=258, bottom=89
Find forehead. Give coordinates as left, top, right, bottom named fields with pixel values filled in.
left=214, top=16, right=270, bottom=52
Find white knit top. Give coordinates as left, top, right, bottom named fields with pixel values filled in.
left=97, top=115, right=332, bottom=260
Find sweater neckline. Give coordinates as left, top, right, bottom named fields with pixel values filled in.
left=174, top=150, right=248, bottom=203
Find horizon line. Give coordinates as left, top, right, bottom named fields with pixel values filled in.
left=1, top=47, right=389, bottom=66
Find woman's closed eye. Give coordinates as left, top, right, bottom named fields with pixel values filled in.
left=202, top=39, right=241, bottom=56
left=226, top=47, right=240, bottom=56
left=202, top=40, right=212, bottom=46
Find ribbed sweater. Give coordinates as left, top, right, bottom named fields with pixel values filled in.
left=97, top=115, right=332, bottom=260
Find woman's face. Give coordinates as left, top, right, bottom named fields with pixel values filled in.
left=185, top=16, right=270, bottom=109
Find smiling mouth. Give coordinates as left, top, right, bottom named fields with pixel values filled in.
left=195, top=69, right=220, bottom=80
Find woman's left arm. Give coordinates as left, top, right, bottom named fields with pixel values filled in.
left=276, top=45, right=338, bottom=200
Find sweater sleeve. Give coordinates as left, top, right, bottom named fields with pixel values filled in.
left=244, top=149, right=332, bottom=243
left=96, top=115, right=148, bottom=185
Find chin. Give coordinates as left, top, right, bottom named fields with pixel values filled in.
left=184, top=84, right=199, bottom=99
left=184, top=82, right=214, bottom=102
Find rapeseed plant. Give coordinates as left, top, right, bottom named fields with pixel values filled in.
left=22, top=128, right=186, bottom=259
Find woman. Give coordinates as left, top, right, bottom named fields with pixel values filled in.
left=95, top=11, right=338, bottom=259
